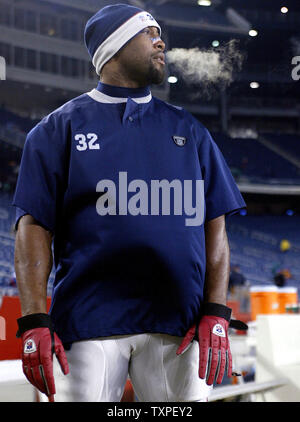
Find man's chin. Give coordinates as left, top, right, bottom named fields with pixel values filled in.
left=148, top=68, right=165, bottom=86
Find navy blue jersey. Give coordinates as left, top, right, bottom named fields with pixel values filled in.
left=13, top=82, right=246, bottom=344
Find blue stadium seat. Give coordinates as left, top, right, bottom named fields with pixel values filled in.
left=261, top=133, right=300, bottom=161
left=212, top=133, right=300, bottom=183
left=227, top=214, right=300, bottom=289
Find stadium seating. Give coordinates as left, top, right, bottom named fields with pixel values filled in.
left=261, top=133, right=300, bottom=161
left=227, top=214, right=300, bottom=288
left=212, top=132, right=300, bottom=183
left=0, top=107, right=38, bottom=134
left=0, top=193, right=17, bottom=295
left=0, top=192, right=55, bottom=296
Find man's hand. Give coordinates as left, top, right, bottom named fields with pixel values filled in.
left=198, top=315, right=231, bottom=385
left=177, top=303, right=247, bottom=385
left=17, top=313, right=69, bottom=400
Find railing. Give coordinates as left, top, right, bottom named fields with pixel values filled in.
left=209, top=378, right=288, bottom=402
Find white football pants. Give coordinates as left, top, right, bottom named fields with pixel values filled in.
left=39, top=333, right=212, bottom=402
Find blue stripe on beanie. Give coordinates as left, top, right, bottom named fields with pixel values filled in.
left=84, top=4, right=143, bottom=59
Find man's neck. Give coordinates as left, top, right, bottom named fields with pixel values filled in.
left=100, top=68, right=146, bottom=89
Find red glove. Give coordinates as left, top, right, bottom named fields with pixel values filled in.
left=17, top=313, right=69, bottom=400
left=177, top=303, right=246, bottom=385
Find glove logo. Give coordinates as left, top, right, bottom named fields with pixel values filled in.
left=24, top=339, right=37, bottom=354
left=212, top=324, right=226, bottom=337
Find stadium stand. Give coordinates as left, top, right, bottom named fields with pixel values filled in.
left=261, top=133, right=300, bottom=161
left=0, top=106, right=38, bottom=134
left=213, top=132, right=300, bottom=184
left=0, top=191, right=55, bottom=296
left=227, top=214, right=300, bottom=288
left=0, top=192, right=16, bottom=295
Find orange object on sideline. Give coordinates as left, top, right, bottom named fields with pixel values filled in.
left=277, top=287, right=298, bottom=314
left=250, top=286, right=279, bottom=320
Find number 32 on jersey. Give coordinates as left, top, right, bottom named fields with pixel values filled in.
left=75, top=133, right=100, bottom=151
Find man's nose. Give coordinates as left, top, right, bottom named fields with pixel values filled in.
left=153, top=37, right=165, bottom=51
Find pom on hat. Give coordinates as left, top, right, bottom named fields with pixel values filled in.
left=84, top=3, right=161, bottom=75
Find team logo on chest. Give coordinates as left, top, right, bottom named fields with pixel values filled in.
left=172, top=135, right=187, bottom=147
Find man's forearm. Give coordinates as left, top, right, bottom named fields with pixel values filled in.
left=203, top=215, right=230, bottom=306
left=14, top=215, right=53, bottom=316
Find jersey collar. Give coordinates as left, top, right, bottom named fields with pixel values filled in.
left=87, top=82, right=152, bottom=104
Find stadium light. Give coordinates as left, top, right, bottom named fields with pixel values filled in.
left=250, top=81, right=260, bottom=89
left=197, top=0, right=211, bottom=6
left=168, top=76, right=178, bottom=84
left=249, top=29, right=258, bottom=37
left=281, top=7, right=288, bottom=14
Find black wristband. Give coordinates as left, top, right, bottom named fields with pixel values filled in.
left=16, top=313, right=53, bottom=338
left=202, top=302, right=232, bottom=322
left=229, top=319, right=248, bottom=330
